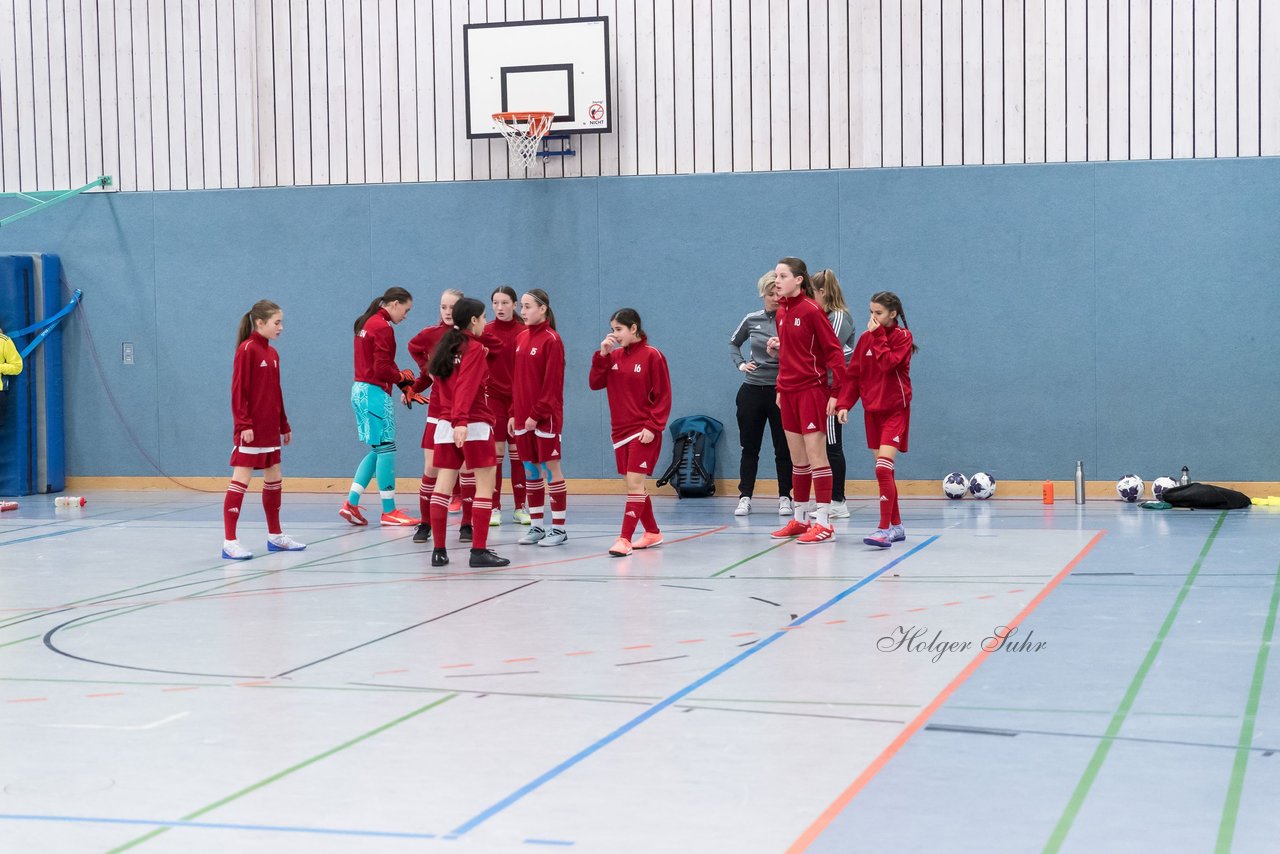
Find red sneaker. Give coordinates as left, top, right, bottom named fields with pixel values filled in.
left=0, top=500, right=18, bottom=512
left=797, top=523, right=835, bottom=544
left=771, top=519, right=809, bottom=539
left=608, top=537, right=633, bottom=557
left=449, top=495, right=463, bottom=514
left=380, top=509, right=420, bottom=526
left=633, top=531, right=664, bottom=549
left=339, top=501, right=368, bottom=526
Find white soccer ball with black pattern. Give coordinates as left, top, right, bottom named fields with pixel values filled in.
left=1116, top=474, right=1144, bottom=502
left=942, top=472, right=969, bottom=499
left=969, top=472, right=996, bottom=499
left=1151, top=476, right=1176, bottom=501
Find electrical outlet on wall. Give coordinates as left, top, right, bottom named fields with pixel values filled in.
left=122, top=342, right=134, bottom=365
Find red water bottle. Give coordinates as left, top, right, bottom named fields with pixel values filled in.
left=1042, top=480, right=1054, bottom=505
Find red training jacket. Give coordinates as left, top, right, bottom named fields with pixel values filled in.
left=483, top=317, right=524, bottom=401
left=838, top=323, right=914, bottom=412
left=511, top=321, right=566, bottom=432
left=354, top=308, right=403, bottom=393
left=407, top=322, right=449, bottom=395
left=588, top=339, right=672, bottom=444
left=429, top=335, right=492, bottom=427
left=775, top=294, right=846, bottom=397
left=232, top=332, right=290, bottom=446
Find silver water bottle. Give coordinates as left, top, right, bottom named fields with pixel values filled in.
left=1180, top=466, right=1190, bottom=486
left=1074, top=460, right=1086, bottom=504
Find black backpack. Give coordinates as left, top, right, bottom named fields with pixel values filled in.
left=656, top=415, right=723, bottom=498
left=1160, top=483, right=1252, bottom=510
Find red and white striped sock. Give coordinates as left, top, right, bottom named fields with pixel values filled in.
left=460, top=472, right=476, bottom=519
left=621, top=493, right=645, bottom=540
left=526, top=479, right=546, bottom=527
left=548, top=480, right=567, bottom=528
left=429, top=493, right=450, bottom=549
left=262, top=480, right=283, bottom=535
left=223, top=479, right=248, bottom=540
left=470, top=498, right=492, bottom=550
left=418, top=475, right=436, bottom=523
left=792, top=464, right=813, bottom=521
left=509, top=448, right=527, bottom=510
left=875, top=457, right=897, bottom=529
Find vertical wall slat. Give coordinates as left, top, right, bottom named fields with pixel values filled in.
left=1128, top=0, right=1152, bottom=159
left=47, top=0, right=73, bottom=189
left=1002, top=0, right=1024, bottom=164
left=1023, top=0, right=1046, bottom=163
left=807, top=0, right=831, bottom=170
left=1214, top=0, right=1237, bottom=157
left=767, top=0, right=789, bottom=170
left=941, top=0, right=963, bottom=164
left=961, top=0, right=983, bottom=164
left=901, top=0, right=924, bottom=168
left=1151, top=0, right=1174, bottom=158
left=880, top=0, right=903, bottom=168
left=307, top=0, right=330, bottom=183
left=127, top=0, right=151, bottom=190
left=80, top=0, right=105, bottom=188
left=161, top=0, right=185, bottom=188
left=1171, top=0, right=1194, bottom=156
left=396, top=0, right=419, bottom=183
left=982, top=0, right=1005, bottom=164
left=258, top=0, right=280, bottom=188
left=0, top=2, right=18, bottom=191
left=179, top=0, right=202, bottom=189
left=537, top=0, right=562, bottom=179
left=110, top=0, right=137, bottom=190
left=564, top=0, right=592, bottom=178
left=415, top=0, right=437, bottom=182
left=846, top=0, right=864, bottom=167
left=146, top=0, right=169, bottom=189
left=325, top=0, right=347, bottom=183
left=921, top=0, right=943, bottom=166
left=361, top=0, right=383, bottom=183
left=653, top=0, right=676, bottom=174
left=1064, top=0, right=1087, bottom=160
left=711, top=0, right=734, bottom=171
left=612, top=0, right=636, bottom=175
left=234, top=0, right=256, bottom=187
left=690, top=0, right=714, bottom=173
left=1085, top=0, right=1109, bottom=160
left=1192, top=0, right=1215, bottom=157
left=634, top=0, right=657, bottom=174
left=1107, top=0, right=1130, bottom=160
left=673, top=0, right=696, bottom=174
left=291, top=0, right=315, bottom=183
left=826, top=0, right=849, bottom=169
left=346, top=0, right=367, bottom=183
left=1263, top=1, right=1280, bottom=154
left=30, top=0, right=55, bottom=190
left=1237, top=0, right=1260, bottom=157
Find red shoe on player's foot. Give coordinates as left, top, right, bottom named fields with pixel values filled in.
left=633, top=531, right=664, bottom=550
left=797, top=523, right=835, bottom=544
left=771, top=519, right=809, bottom=539
left=339, top=501, right=368, bottom=526
left=449, top=495, right=463, bottom=514
left=380, top=509, right=420, bottom=527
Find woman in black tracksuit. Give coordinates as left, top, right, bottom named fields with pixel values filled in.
left=728, top=271, right=794, bottom=517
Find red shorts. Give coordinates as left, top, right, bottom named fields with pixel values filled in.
left=864, top=408, right=909, bottom=452
left=613, top=434, right=663, bottom=476
left=513, top=429, right=562, bottom=465
left=489, top=395, right=513, bottom=444
left=229, top=447, right=281, bottom=469
left=433, top=439, right=498, bottom=470
left=778, top=387, right=832, bottom=435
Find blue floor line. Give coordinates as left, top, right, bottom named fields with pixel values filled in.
left=0, top=527, right=90, bottom=547
left=0, top=812, right=437, bottom=840
left=449, top=535, right=941, bottom=836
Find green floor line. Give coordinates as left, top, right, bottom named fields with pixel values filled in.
left=106, top=693, right=458, bottom=852
left=1214, top=554, right=1280, bottom=853
left=709, top=539, right=791, bottom=577
left=1043, top=511, right=1227, bottom=853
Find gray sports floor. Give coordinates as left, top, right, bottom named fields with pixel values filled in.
left=2, top=491, right=1276, bottom=853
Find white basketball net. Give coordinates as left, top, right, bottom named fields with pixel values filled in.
left=492, top=112, right=554, bottom=170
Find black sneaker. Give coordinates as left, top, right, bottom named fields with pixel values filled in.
left=412, top=523, right=432, bottom=544
left=458, top=523, right=473, bottom=543
left=431, top=548, right=449, bottom=567
left=469, top=548, right=511, bottom=568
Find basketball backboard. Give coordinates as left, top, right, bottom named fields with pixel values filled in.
left=463, top=17, right=612, bottom=139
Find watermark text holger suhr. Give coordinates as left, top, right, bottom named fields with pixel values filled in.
left=878, top=625, right=1047, bottom=664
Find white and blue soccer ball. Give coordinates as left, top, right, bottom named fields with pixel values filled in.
left=969, top=472, right=996, bottom=499
left=1116, top=474, right=1144, bottom=502
left=942, top=472, right=969, bottom=499
left=1152, top=476, right=1177, bottom=501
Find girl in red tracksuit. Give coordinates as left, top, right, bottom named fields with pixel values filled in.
left=425, top=297, right=511, bottom=569
left=589, top=308, right=672, bottom=557
left=406, top=289, right=462, bottom=545
left=222, top=300, right=305, bottom=561
left=510, top=288, right=568, bottom=547
left=485, top=285, right=528, bottom=526
left=341, top=287, right=419, bottom=528
left=837, top=291, right=917, bottom=549
left=767, top=257, right=847, bottom=545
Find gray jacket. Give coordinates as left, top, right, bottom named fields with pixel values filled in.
left=729, top=309, right=779, bottom=387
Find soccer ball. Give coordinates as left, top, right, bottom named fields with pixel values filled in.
left=942, top=472, right=969, bottom=499
left=969, top=472, right=996, bottom=499
left=1116, top=474, right=1144, bottom=502
left=1152, top=476, right=1177, bottom=501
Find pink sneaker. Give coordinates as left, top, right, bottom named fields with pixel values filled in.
left=771, top=519, right=809, bottom=539
left=380, top=509, right=420, bottom=526
left=608, top=537, right=633, bottom=557
left=863, top=529, right=892, bottom=549
left=339, top=501, right=368, bottom=526
left=633, top=531, right=664, bottom=550
left=797, top=523, right=835, bottom=544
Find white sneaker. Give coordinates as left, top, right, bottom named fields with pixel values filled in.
left=222, top=540, right=253, bottom=561
left=517, top=525, right=546, bottom=545
left=489, top=508, right=502, bottom=527
left=778, top=496, right=794, bottom=516
left=513, top=507, right=532, bottom=525
left=266, top=533, right=307, bottom=552
left=538, top=527, right=568, bottom=547
left=734, top=496, right=752, bottom=516
left=827, top=500, right=850, bottom=519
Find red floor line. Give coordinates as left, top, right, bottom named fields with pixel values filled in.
left=8, top=697, right=48, bottom=703
left=85, top=692, right=125, bottom=698
left=785, top=530, right=1106, bottom=854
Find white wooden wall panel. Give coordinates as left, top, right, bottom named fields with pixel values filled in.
left=1, top=0, right=1273, bottom=193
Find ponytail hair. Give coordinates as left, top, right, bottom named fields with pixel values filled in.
left=237, top=300, right=281, bottom=345
left=354, top=286, right=413, bottom=335
left=525, top=288, right=557, bottom=331
left=777, top=257, right=815, bottom=298
left=609, top=307, right=646, bottom=340
left=428, top=297, right=487, bottom=380
left=870, top=290, right=920, bottom=354
left=812, top=269, right=849, bottom=313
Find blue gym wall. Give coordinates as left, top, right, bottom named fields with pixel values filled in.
left=1, top=157, right=1277, bottom=485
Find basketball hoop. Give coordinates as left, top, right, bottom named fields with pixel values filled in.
left=492, top=111, right=555, bottom=170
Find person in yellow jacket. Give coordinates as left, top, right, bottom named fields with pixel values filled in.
left=0, top=328, right=22, bottom=393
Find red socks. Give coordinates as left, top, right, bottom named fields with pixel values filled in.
left=471, top=498, right=491, bottom=550
left=548, top=480, right=567, bottom=528
left=622, top=493, right=645, bottom=539
left=526, top=479, right=546, bottom=527
left=223, top=479, right=247, bottom=539
left=419, top=475, right=436, bottom=523
left=811, top=466, right=832, bottom=505
left=262, top=480, right=282, bottom=535
left=641, top=495, right=659, bottom=533
left=509, top=449, right=527, bottom=509
left=875, top=457, right=897, bottom=529
left=430, top=493, right=450, bottom=549
left=792, top=464, right=813, bottom=506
